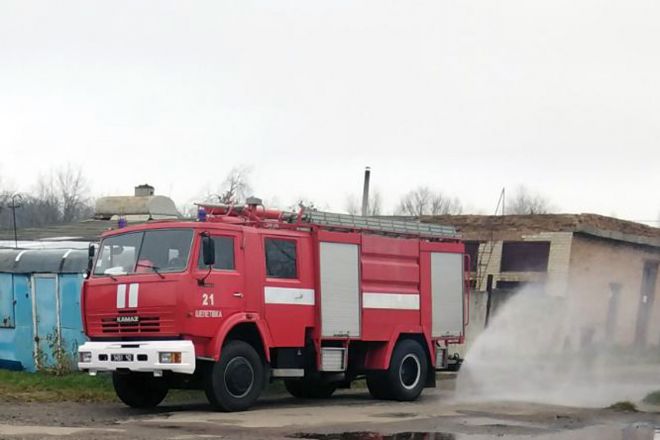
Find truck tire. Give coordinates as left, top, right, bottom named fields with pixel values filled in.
left=366, top=372, right=392, bottom=400
left=112, top=372, right=169, bottom=408
left=367, top=339, right=428, bottom=401
left=284, top=378, right=337, bottom=398
left=205, top=340, right=265, bottom=412
left=385, top=339, right=428, bottom=401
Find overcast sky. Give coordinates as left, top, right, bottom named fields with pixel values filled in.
left=1, top=1, right=658, bottom=223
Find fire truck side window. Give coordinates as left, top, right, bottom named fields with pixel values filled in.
left=198, top=236, right=235, bottom=270
left=265, top=238, right=297, bottom=279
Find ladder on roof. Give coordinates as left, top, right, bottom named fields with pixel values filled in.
left=475, top=240, right=496, bottom=291
left=475, top=188, right=506, bottom=290
left=294, top=210, right=460, bottom=240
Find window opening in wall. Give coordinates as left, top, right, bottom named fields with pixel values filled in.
left=605, top=282, right=621, bottom=341
left=500, top=241, right=550, bottom=272
left=635, top=261, right=658, bottom=346
left=496, top=280, right=523, bottom=290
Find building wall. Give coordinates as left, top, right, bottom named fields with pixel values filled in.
left=567, top=235, right=660, bottom=347
left=477, top=231, right=573, bottom=297
left=457, top=232, right=574, bottom=356
left=0, top=273, right=86, bottom=372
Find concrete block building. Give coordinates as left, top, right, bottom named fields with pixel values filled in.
left=425, top=214, right=660, bottom=349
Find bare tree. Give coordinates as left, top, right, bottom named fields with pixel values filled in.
left=288, top=197, right=317, bottom=212
left=55, top=165, right=92, bottom=223
left=506, top=186, right=553, bottom=215
left=345, top=194, right=360, bottom=215
left=213, top=166, right=253, bottom=205
left=0, top=165, right=93, bottom=229
left=30, top=175, right=61, bottom=226
left=396, top=186, right=462, bottom=216
left=344, top=190, right=382, bottom=216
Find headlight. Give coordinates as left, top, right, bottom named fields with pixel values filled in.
left=159, top=352, right=182, bottom=364
left=79, top=352, right=92, bottom=363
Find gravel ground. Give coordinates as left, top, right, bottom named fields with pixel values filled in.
left=0, top=377, right=658, bottom=440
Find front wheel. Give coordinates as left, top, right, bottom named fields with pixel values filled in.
left=204, top=340, right=265, bottom=412
left=112, top=372, right=169, bottom=408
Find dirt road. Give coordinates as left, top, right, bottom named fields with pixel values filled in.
left=0, top=377, right=658, bottom=439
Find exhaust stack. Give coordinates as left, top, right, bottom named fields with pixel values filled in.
left=361, top=166, right=371, bottom=216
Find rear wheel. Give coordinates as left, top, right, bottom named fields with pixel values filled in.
left=284, top=378, right=337, bottom=398
left=204, top=340, right=265, bottom=412
left=367, top=339, right=428, bottom=401
left=112, top=372, right=169, bottom=408
left=387, top=339, right=428, bottom=401
left=366, top=372, right=392, bottom=400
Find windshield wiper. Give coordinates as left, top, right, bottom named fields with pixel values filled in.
left=150, top=265, right=165, bottom=279
left=136, top=262, right=165, bottom=279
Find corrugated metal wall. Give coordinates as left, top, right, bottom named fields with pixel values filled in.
left=0, top=249, right=87, bottom=372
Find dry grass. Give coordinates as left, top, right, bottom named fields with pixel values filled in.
left=607, top=401, right=638, bottom=412
left=642, top=391, right=660, bottom=405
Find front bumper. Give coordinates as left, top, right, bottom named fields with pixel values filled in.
left=77, top=340, right=196, bottom=375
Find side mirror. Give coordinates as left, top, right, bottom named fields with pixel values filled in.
left=202, top=235, right=215, bottom=267
left=86, top=244, right=96, bottom=278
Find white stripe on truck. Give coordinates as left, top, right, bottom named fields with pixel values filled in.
left=128, top=283, right=139, bottom=308
left=362, top=292, right=420, bottom=310
left=265, top=287, right=315, bottom=305
left=116, top=284, right=126, bottom=308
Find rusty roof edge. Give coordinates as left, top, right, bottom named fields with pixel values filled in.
left=575, top=225, right=660, bottom=248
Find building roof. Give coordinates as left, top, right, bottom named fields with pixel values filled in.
left=0, top=219, right=118, bottom=243
left=0, top=185, right=181, bottom=248
left=0, top=219, right=140, bottom=244
left=0, top=248, right=87, bottom=273
left=421, top=213, right=660, bottom=248
left=94, top=195, right=179, bottom=219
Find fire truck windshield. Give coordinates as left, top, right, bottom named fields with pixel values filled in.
left=93, top=229, right=194, bottom=276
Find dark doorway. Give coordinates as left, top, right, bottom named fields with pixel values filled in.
left=605, top=282, right=621, bottom=341
left=635, top=261, right=658, bottom=346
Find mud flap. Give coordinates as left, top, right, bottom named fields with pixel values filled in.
left=424, top=369, right=436, bottom=388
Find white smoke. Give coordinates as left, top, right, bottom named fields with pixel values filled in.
left=456, top=287, right=660, bottom=407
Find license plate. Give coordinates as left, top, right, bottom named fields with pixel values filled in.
left=111, top=353, right=134, bottom=362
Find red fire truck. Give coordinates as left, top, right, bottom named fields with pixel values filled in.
left=78, top=199, right=468, bottom=411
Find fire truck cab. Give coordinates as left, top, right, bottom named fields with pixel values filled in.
left=78, top=200, right=468, bottom=411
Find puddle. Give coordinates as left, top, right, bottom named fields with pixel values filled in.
left=291, top=425, right=660, bottom=440
left=290, top=434, right=455, bottom=440
left=371, top=413, right=419, bottom=419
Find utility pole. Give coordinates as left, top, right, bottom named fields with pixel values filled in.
left=361, top=166, right=371, bottom=216
left=8, top=194, right=23, bottom=248
left=495, top=187, right=506, bottom=215
left=501, top=187, right=505, bottom=215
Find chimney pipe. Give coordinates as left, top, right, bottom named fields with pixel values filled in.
left=361, top=166, right=371, bottom=216
left=134, top=184, right=155, bottom=197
